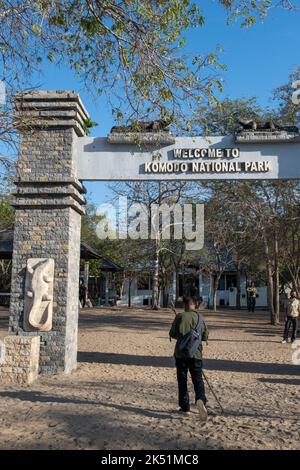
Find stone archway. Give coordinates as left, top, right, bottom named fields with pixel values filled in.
left=1, top=89, right=300, bottom=384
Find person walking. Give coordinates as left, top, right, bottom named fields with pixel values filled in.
left=247, top=282, right=257, bottom=313
left=79, top=281, right=87, bottom=308
left=282, top=290, right=300, bottom=344
left=169, top=296, right=209, bottom=421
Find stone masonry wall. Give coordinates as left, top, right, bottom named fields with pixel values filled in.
left=0, top=336, right=40, bottom=384
left=9, top=206, right=82, bottom=374
left=17, top=128, right=77, bottom=181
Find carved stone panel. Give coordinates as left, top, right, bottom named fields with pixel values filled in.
left=24, top=258, right=54, bottom=332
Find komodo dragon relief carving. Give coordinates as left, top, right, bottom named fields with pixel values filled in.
left=24, top=258, right=54, bottom=332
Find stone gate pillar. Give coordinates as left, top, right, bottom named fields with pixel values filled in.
left=9, top=91, right=88, bottom=375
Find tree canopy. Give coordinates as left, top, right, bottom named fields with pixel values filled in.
left=0, top=0, right=298, bottom=175
left=0, top=1, right=298, bottom=120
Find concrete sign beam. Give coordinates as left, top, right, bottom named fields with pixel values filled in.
left=77, top=135, right=300, bottom=181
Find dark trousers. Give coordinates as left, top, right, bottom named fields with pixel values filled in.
left=283, top=316, right=298, bottom=342
left=175, top=357, right=206, bottom=412
left=248, top=297, right=256, bottom=312
left=79, top=296, right=86, bottom=308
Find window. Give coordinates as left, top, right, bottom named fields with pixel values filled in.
left=137, top=276, right=152, bottom=291
left=218, top=276, right=226, bottom=291
left=226, top=274, right=237, bottom=288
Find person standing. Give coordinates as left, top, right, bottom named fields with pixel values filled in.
left=169, top=296, right=209, bottom=421
left=191, top=283, right=200, bottom=308
left=282, top=291, right=300, bottom=344
left=79, top=281, right=86, bottom=308
left=247, top=282, right=257, bottom=313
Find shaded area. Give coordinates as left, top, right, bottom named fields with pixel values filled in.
left=258, top=377, right=300, bottom=386
left=204, top=358, right=300, bottom=376
left=0, top=390, right=169, bottom=420
left=209, top=338, right=280, bottom=344
left=0, top=407, right=225, bottom=450
left=77, top=351, right=300, bottom=376
left=0, top=316, right=8, bottom=328
left=0, top=307, right=9, bottom=333
left=78, top=351, right=174, bottom=367
left=78, top=312, right=172, bottom=331
left=0, top=388, right=298, bottom=424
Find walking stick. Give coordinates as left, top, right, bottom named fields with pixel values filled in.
left=169, top=301, right=225, bottom=415
left=202, top=370, right=224, bottom=414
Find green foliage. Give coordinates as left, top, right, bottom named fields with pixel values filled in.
left=1, top=0, right=292, bottom=130
left=192, top=97, right=265, bottom=135
left=219, top=0, right=296, bottom=27
left=273, top=67, right=300, bottom=127
left=81, top=202, right=104, bottom=248
left=192, top=68, right=300, bottom=136
left=83, top=117, right=98, bottom=135
left=80, top=201, right=151, bottom=274
left=0, top=0, right=212, bottom=124
left=0, top=195, right=14, bottom=230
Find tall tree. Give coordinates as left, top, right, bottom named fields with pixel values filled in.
left=192, top=92, right=300, bottom=322
left=109, top=180, right=192, bottom=308
left=273, top=67, right=300, bottom=126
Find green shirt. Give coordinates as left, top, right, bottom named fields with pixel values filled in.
left=169, top=310, right=209, bottom=360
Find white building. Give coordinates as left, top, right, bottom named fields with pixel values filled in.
left=118, top=267, right=268, bottom=309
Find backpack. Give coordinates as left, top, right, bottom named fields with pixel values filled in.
left=177, top=314, right=204, bottom=358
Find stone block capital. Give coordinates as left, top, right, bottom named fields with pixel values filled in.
left=14, top=90, right=90, bottom=137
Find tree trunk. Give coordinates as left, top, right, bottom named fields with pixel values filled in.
left=212, top=275, right=219, bottom=312
left=273, top=234, right=280, bottom=324
left=160, top=268, right=168, bottom=308
left=236, top=261, right=241, bottom=310
left=152, top=182, right=162, bottom=310
left=264, top=236, right=275, bottom=324
left=128, top=279, right=132, bottom=308
left=162, top=278, right=169, bottom=308
left=182, top=267, right=186, bottom=298
left=105, top=274, right=109, bottom=307
left=152, top=244, right=160, bottom=310
left=84, top=261, right=89, bottom=306
left=120, top=273, right=126, bottom=298
left=172, top=271, right=177, bottom=305
left=176, top=270, right=179, bottom=303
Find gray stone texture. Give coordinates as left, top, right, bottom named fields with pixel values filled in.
left=107, top=132, right=175, bottom=145
left=0, top=336, right=40, bottom=384
left=8, top=91, right=87, bottom=376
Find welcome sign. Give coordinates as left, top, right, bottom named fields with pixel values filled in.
left=144, top=147, right=271, bottom=175
left=77, top=135, right=300, bottom=181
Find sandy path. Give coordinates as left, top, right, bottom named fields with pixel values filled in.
left=0, top=306, right=299, bottom=450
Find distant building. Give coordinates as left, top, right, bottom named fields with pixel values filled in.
left=118, top=263, right=268, bottom=309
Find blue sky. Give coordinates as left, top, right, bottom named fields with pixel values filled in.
left=20, top=1, right=300, bottom=204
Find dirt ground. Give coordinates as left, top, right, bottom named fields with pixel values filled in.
left=0, top=306, right=299, bottom=450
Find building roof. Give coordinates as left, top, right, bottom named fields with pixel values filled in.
left=0, top=229, right=122, bottom=272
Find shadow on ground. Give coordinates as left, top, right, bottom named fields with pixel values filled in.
left=258, top=377, right=300, bottom=386
left=78, top=312, right=171, bottom=331
left=77, top=351, right=300, bottom=376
